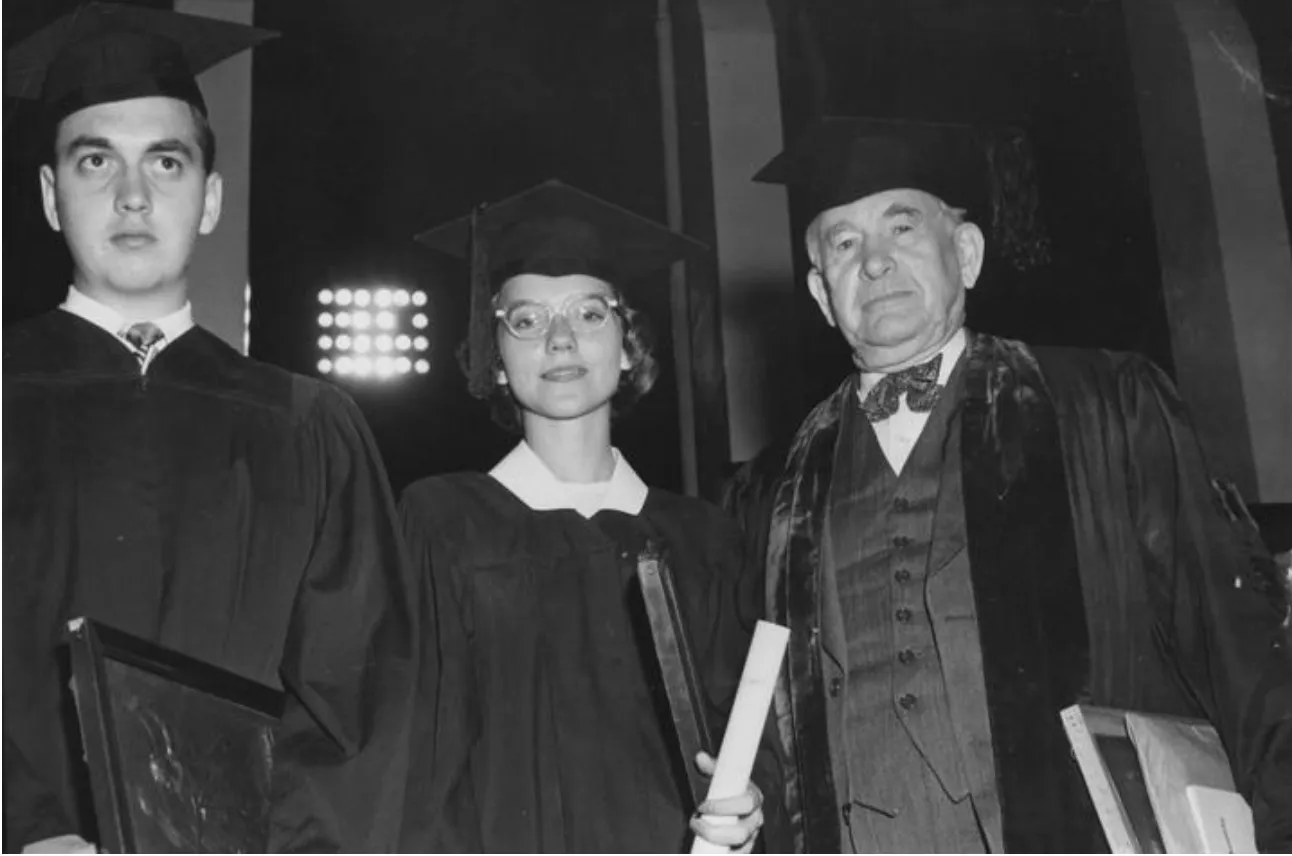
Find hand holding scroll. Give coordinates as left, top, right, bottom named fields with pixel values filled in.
left=689, top=751, right=764, bottom=853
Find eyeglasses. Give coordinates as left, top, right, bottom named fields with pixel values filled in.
left=494, top=293, right=621, bottom=340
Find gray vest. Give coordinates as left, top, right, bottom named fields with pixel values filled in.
left=825, top=370, right=992, bottom=851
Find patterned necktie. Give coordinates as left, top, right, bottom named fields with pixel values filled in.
left=121, top=322, right=165, bottom=368
left=858, top=353, right=943, bottom=423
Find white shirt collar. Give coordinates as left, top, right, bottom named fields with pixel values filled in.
left=857, top=327, right=967, bottom=400
left=490, top=440, right=649, bottom=518
left=60, top=286, right=194, bottom=352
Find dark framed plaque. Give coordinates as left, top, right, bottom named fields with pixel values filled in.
left=66, top=617, right=285, bottom=854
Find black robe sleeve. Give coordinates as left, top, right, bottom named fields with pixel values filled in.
left=396, top=481, right=483, bottom=853
left=269, top=383, right=418, bottom=853
left=695, top=498, right=794, bottom=855
left=1117, top=357, right=1292, bottom=851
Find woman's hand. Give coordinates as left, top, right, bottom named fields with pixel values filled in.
left=688, top=751, right=764, bottom=853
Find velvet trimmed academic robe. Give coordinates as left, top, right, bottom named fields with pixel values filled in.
left=398, top=472, right=788, bottom=853
left=725, top=331, right=1292, bottom=853
left=3, top=311, right=418, bottom=853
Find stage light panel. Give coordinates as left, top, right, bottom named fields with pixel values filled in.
left=318, top=286, right=433, bottom=381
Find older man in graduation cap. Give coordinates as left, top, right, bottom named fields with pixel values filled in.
left=724, top=117, right=1292, bottom=852
left=3, top=4, right=417, bottom=852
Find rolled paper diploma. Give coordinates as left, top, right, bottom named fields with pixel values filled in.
left=691, top=620, right=790, bottom=854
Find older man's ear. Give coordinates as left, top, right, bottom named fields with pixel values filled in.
left=953, top=221, right=985, bottom=290
left=806, top=267, right=838, bottom=329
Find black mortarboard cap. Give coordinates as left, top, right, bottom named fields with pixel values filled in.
left=415, top=178, right=710, bottom=398
left=5, top=2, right=277, bottom=123
left=755, top=116, right=1050, bottom=270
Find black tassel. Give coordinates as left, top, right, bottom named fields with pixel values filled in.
left=466, top=202, right=494, bottom=400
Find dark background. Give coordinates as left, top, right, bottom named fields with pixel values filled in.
left=6, top=0, right=1290, bottom=494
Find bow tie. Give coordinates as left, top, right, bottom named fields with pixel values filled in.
left=859, top=354, right=943, bottom=423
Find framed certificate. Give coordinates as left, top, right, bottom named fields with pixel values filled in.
left=66, top=617, right=284, bottom=853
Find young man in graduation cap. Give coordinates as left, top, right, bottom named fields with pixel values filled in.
left=723, top=117, right=1292, bottom=852
left=3, top=5, right=417, bottom=852
left=403, top=179, right=786, bottom=853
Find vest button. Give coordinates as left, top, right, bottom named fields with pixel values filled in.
left=893, top=535, right=912, bottom=548
left=898, top=693, right=918, bottom=710
left=895, top=607, right=913, bottom=623
left=894, top=569, right=911, bottom=583
left=829, top=677, right=842, bottom=697
left=893, top=497, right=910, bottom=511
left=898, top=648, right=916, bottom=664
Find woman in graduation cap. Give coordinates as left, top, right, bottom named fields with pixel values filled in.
left=402, top=180, right=779, bottom=853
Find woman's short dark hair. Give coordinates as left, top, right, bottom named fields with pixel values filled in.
left=459, top=283, right=660, bottom=435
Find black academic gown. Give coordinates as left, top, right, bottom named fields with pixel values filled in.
left=3, top=311, right=418, bottom=853
left=398, top=472, right=783, bottom=854
left=726, top=332, right=1292, bottom=852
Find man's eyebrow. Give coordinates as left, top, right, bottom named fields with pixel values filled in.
left=146, top=139, right=197, bottom=160
left=62, top=135, right=113, bottom=156
left=881, top=203, right=924, bottom=220
left=821, top=221, right=858, bottom=241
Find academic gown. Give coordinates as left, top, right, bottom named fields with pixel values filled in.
left=398, top=472, right=780, bottom=853
left=725, top=332, right=1292, bottom=852
left=3, top=311, right=417, bottom=852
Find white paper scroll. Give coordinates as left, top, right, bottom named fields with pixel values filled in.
left=691, top=620, right=790, bottom=854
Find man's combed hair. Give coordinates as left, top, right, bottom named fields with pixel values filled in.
left=48, top=102, right=218, bottom=174
left=459, top=285, right=660, bottom=435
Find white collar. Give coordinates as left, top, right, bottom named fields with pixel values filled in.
left=858, top=327, right=966, bottom=399
left=490, top=440, right=649, bottom=518
left=60, top=286, right=195, bottom=348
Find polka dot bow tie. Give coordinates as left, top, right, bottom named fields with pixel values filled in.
left=859, top=354, right=943, bottom=423
left=120, top=322, right=165, bottom=367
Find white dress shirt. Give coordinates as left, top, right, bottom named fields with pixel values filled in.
left=60, top=286, right=194, bottom=372
left=856, top=328, right=967, bottom=475
left=490, top=440, right=649, bottom=518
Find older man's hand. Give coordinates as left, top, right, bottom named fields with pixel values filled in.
left=688, top=751, right=764, bottom=853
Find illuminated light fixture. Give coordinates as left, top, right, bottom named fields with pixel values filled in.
left=317, top=284, right=428, bottom=382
